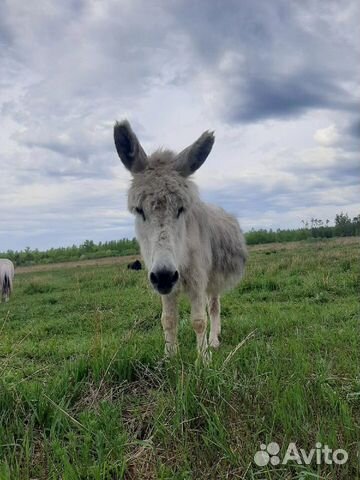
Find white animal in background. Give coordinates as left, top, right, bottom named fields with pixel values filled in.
left=0, top=259, right=15, bottom=303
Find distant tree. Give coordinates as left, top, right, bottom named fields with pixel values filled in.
left=335, top=212, right=353, bottom=237
left=81, top=240, right=95, bottom=252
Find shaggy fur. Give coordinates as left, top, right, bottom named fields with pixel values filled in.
left=114, top=120, right=247, bottom=357
left=0, top=259, right=14, bottom=302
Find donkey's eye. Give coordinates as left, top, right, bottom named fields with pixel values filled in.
left=177, top=207, right=185, bottom=218
left=135, top=207, right=146, bottom=221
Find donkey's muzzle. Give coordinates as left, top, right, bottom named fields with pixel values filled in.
left=150, top=269, right=179, bottom=295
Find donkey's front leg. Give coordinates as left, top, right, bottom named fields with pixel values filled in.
left=161, top=293, right=179, bottom=356
left=190, top=292, right=209, bottom=359
left=208, top=296, right=221, bottom=348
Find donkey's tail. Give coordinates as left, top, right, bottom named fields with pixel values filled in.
left=2, top=273, right=12, bottom=298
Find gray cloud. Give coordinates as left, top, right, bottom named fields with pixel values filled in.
left=346, top=118, right=360, bottom=141
left=172, top=0, right=360, bottom=123
left=225, top=72, right=355, bottom=123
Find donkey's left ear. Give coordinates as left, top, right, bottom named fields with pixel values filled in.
left=175, top=130, right=215, bottom=177
left=114, top=120, right=148, bottom=174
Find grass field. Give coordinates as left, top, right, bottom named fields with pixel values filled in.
left=1, top=237, right=359, bottom=479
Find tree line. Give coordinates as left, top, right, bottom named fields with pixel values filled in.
left=1, top=213, right=359, bottom=266
left=245, top=212, right=360, bottom=245
left=1, top=238, right=139, bottom=267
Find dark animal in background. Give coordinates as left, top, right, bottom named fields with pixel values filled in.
left=127, top=260, right=142, bottom=270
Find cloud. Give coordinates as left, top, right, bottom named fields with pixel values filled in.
left=314, top=125, right=339, bottom=146
left=174, top=0, right=360, bottom=122
left=346, top=118, right=360, bottom=143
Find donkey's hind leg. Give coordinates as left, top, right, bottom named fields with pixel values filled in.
left=208, top=296, right=221, bottom=348
left=189, top=291, right=209, bottom=360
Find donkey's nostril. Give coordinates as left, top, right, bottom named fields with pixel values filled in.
left=150, top=268, right=179, bottom=293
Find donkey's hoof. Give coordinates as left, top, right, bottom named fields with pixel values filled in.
left=209, top=337, right=220, bottom=349
left=164, top=344, right=179, bottom=357
left=196, top=349, right=212, bottom=366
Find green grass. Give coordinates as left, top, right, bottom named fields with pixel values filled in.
left=1, top=237, right=359, bottom=479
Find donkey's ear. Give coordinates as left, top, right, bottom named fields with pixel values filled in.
left=114, top=120, right=148, bottom=174
left=175, top=130, right=215, bottom=177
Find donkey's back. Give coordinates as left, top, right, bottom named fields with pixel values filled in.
left=198, top=203, right=247, bottom=296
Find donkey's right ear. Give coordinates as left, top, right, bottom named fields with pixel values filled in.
left=174, top=130, right=215, bottom=177
left=113, top=120, right=148, bottom=173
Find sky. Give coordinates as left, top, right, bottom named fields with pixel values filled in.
left=0, top=0, right=359, bottom=251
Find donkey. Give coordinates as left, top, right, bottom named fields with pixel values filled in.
left=114, top=120, right=247, bottom=358
left=0, top=259, right=14, bottom=303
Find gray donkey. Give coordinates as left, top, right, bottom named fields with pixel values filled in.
left=114, top=121, right=247, bottom=358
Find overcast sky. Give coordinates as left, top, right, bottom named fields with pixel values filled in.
left=1, top=0, right=359, bottom=251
